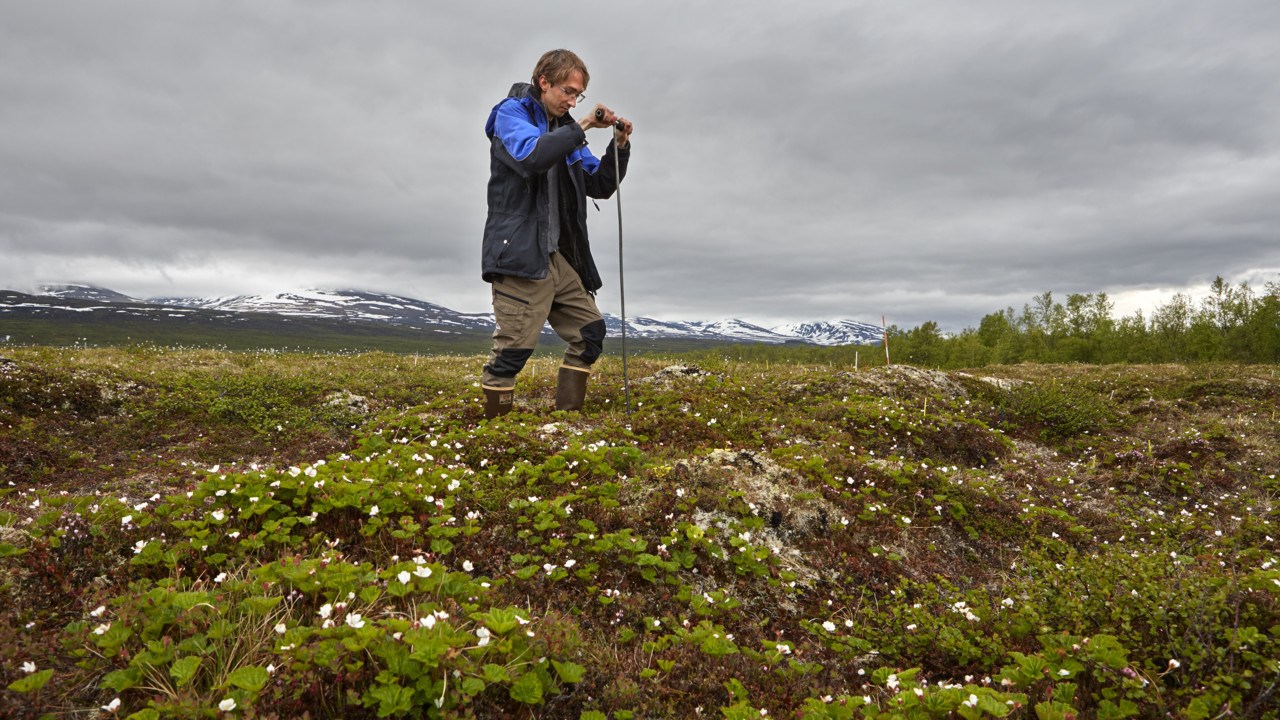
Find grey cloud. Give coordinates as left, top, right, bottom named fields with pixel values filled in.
left=3, top=0, right=1279, bottom=332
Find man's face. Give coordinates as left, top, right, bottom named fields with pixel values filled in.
left=539, top=70, right=585, bottom=119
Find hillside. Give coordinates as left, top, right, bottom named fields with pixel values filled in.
left=1, top=348, right=1277, bottom=719
left=14, top=284, right=889, bottom=347
left=0, top=290, right=725, bottom=355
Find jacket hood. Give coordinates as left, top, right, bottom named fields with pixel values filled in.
left=485, top=83, right=538, bottom=139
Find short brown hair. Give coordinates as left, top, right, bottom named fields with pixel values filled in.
left=531, top=49, right=589, bottom=89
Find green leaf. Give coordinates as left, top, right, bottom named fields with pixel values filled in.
left=100, top=667, right=142, bottom=692
left=170, top=591, right=214, bottom=610
left=724, top=677, right=750, bottom=701
left=552, top=659, right=586, bottom=684
left=407, top=627, right=452, bottom=666
left=94, top=623, right=135, bottom=653
left=239, top=595, right=284, bottom=616
left=367, top=682, right=415, bottom=717
left=0, top=542, right=27, bottom=558
left=169, top=656, right=201, bottom=687
left=460, top=677, right=486, bottom=696
left=476, top=607, right=521, bottom=635
left=1097, top=698, right=1140, bottom=720
left=227, top=665, right=270, bottom=692
left=580, top=712, right=608, bottom=720
left=125, top=710, right=161, bottom=720
left=482, top=664, right=509, bottom=683
left=978, top=693, right=1014, bottom=717
left=700, top=634, right=739, bottom=657
left=7, top=669, right=53, bottom=693
left=509, top=671, right=544, bottom=705
left=1185, top=697, right=1215, bottom=720
left=1034, top=700, right=1075, bottom=720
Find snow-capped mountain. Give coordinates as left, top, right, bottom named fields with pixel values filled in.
left=771, top=320, right=884, bottom=346
left=27, top=284, right=881, bottom=346
left=603, top=316, right=792, bottom=344
left=149, top=289, right=493, bottom=333
left=37, top=283, right=139, bottom=304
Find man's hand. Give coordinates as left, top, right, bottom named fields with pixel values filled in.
left=613, top=117, right=633, bottom=148
left=579, top=103, right=616, bottom=131
left=578, top=104, right=633, bottom=147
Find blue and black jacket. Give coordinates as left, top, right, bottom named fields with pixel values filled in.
left=482, top=82, right=629, bottom=293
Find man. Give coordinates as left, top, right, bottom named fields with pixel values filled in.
left=479, top=49, right=633, bottom=418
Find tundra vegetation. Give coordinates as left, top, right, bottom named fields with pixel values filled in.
left=1, top=346, right=1277, bottom=719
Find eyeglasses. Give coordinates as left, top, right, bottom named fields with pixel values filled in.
left=558, top=85, right=585, bottom=103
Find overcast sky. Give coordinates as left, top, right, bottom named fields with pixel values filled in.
left=2, top=1, right=1278, bottom=331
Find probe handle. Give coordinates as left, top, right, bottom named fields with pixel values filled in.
left=595, top=107, right=626, bottom=130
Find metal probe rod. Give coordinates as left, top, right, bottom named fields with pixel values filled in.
left=596, top=107, right=631, bottom=414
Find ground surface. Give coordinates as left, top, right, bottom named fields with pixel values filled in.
left=1, top=348, right=1277, bottom=719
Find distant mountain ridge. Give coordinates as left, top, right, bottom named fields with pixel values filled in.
left=31, top=284, right=884, bottom=346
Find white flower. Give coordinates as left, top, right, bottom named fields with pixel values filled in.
left=92, top=623, right=111, bottom=635
left=121, top=515, right=132, bottom=526
left=346, top=613, right=366, bottom=629
left=413, top=566, right=432, bottom=578
left=101, top=697, right=121, bottom=712
left=214, top=572, right=227, bottom=583
left=886, top=674, right=899, bottom=690
left=476, top=627, right=491, bottom=647
left=1057, top=669, right=1071, bottom=677
left=21, top=661, right=36, bottom=674
left=218, top=698, right=236, bottom=712
left=211, top=510, right=225, bottom=522
left=317, top=603, right=333, bottom=619
left=274, top=622, right=287, bottom=634
left=1001, top=598, right=1014, bottom=608
left=462, top=560, right=474, bottom=572
left=369, top=504, right=379, bottom=517
left=822, top=621, right=836, bottom=632
left=423, top=615, right=437, bottom=629
left=963, top=694, right=978, bottom=708
left=1168, top=658, right=1181, bottom=670
left=564, top=559, right=576, bottom=568
left=132, top=540, right=148, bottom=554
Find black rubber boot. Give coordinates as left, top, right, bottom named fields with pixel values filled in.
left=482, top=386, right=514, bottom=419
left=555, top=367, right=589, bottom=411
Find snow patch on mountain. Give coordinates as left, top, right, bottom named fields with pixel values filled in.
left=38, top=284, right=140, bottom=303
left=27, top=284, right=882, bottom=346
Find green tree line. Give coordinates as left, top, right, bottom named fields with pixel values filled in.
left=891, top=276, right=1280, bottom=367
left=696, top=276, right=1280, bottom=369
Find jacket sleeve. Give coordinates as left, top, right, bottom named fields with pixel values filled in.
left=492, top=100, right=586, bottom=178
left=582, top=140, right=630, bottom=199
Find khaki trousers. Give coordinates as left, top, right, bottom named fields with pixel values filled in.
left=481, top=252, right=606, bottom=390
